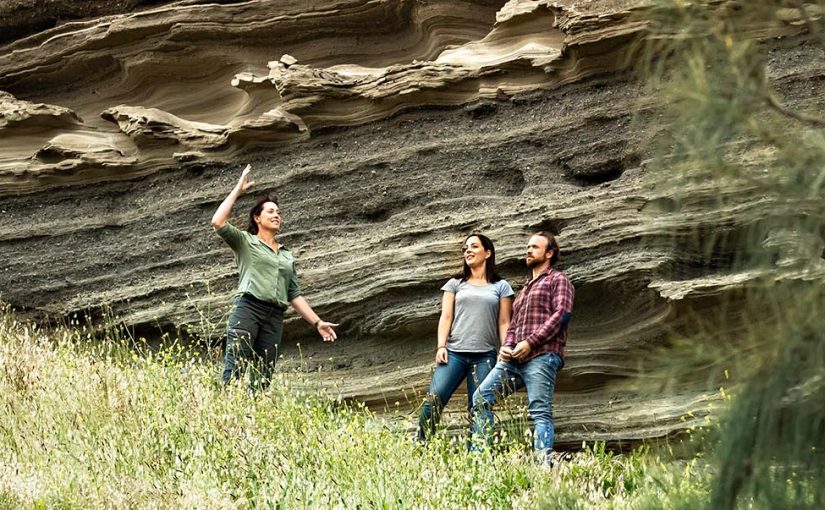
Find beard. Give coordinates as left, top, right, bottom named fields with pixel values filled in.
left=526, top=256, right=543, bottom=268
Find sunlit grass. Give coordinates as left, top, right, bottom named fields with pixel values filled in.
left=0, top=307, right=710, bottom=509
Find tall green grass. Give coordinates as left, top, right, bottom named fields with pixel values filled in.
left=0, top=308, right=708, bottom=509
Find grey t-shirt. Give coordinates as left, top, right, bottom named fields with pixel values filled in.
left=441, top=278, right=515, bottom=353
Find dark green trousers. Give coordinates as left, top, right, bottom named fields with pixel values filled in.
left=221, top=293, right=284, bottom=389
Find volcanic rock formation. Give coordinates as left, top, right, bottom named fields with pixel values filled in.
left=2, top=0, right=823, bottom=445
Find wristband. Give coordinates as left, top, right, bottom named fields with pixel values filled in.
left=314, top=319, right=322, bottom=329
left=437, top=346, right=447, bottom=350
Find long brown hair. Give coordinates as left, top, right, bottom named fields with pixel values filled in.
left=453, top=233, right=502, bottom=283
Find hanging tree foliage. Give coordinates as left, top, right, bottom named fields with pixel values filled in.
left=641, top=1, right=825, bottom=508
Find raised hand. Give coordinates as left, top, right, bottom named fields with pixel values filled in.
left=211, top=164, right=254, bottom=229
left=237, top=164, right=255, bottom=192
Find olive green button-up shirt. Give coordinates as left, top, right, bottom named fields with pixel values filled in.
left=216, top=223, right=301, bottom=308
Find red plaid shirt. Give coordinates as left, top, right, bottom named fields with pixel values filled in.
left=503, top=267, right=574, bottom=363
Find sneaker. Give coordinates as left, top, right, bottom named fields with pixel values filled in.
left=531, top=449, right=554, bottom=468
left=532, top=449, right=570, bottom=469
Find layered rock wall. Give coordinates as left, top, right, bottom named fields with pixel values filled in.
left=2, top=0, right=823, bottom=445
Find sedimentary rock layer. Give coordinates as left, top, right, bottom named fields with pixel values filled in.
left=2, top=0, right=823, bottom=445
left=0, top=0, right=647, bottom=193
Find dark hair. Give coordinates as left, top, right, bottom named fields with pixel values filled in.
left=454, top=233, right=502, bottom=283
left=534, top=231, right=560, bottom=265
left=247, top=195, right=279, bottom=234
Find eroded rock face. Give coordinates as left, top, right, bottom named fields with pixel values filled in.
left=0, top=0, right=648, bottom=193
left=1, top=0, right=823, bottom=446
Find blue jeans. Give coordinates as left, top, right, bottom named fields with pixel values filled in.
left=418, top=350, right=497, bottom=440
left=222, top=294, right=284, bottom=389
left=470, top=352, right=563, bottom=453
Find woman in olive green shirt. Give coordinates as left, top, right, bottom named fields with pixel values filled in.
left=212, top=164, right=338, bottom=388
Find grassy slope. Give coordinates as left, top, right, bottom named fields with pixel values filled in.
left=0, top=311, right=708, bottom=509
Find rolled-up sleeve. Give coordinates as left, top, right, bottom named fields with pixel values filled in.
left=216, top=223, right=245, bottom=251
left=287, top=266, right=301, bottom=301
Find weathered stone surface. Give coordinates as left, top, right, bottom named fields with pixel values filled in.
left=0, top=91, right=82, bottom=129
left=0, top=0, right=648, bottom=193
left=1, top=0, right=823, bottom=446
left=0, top=0, right=177, bottom=45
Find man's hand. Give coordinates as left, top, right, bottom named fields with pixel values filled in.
left=498, top=345, right=514, bottom=362
left=511, top=341, right=532, bottom=361
left=435, top=346, right=448, bottom=364
left=316, top=320, right=339, bottom=342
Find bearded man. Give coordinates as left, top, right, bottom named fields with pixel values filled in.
left=470, top=231, right=574, bottom=465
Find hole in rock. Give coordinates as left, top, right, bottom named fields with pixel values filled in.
left=186, top=164, right=207, bottom=177
left=481, top=162, right=526, bottom=195
left=527, top=218, right=568, bottom=236
left=34, top=146, right=65, bottom=164
left=564, top=153, right=641, bottom=185
left=358, top=206, right=391, bottom=222
left=464, top=100, right=499, bottom=119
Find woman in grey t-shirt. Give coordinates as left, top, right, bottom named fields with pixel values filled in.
left=418, top=234, right=514, bottom=441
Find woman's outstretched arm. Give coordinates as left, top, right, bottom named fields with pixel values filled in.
left=290, top=296, right=339, bottom=342
left=211, top=164, right=254, bottom=229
